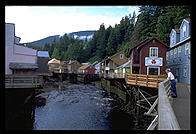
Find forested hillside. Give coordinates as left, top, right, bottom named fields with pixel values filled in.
left=30, top=6, right=190, bottom=63
left=25, top=35, right=60, bottom=49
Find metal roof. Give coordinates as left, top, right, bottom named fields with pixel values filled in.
left=116, top=60, right=131, bottom=69
left=78, top=65, right=90, bottom=70
left=37, top=51, right=50, bottom=57
left=48, top=58, right=60, bottom=64
left=9, top=62, right=38, bottom=70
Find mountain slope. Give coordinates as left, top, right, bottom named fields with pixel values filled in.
left=25, top=35, right=60, bottom=48
left=25, top=30, right=96, bottom=49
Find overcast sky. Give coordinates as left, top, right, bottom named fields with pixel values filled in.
left=5, top=6, right=140, bottom=43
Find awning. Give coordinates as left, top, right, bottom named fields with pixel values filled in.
left=9, top=62, right=38, bottom=70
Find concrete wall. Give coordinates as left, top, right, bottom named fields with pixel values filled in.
left=5, top=23, right=37, bottom=75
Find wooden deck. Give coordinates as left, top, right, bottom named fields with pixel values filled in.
left=5, top=75, right=43, bottom=89
left=126, top=74, right=166, bottom=88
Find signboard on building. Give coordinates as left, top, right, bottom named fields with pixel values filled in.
left=145, top=57, right=163, bottom=66
left=105, top=67, right=110, bottom=70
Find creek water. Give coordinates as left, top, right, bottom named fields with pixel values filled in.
left=34, top=83, right=134, bottom=130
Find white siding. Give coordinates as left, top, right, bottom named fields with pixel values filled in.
left=5, top=23, right=37, bottom=75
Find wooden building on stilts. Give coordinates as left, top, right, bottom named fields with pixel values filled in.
left=124, top=37, right=169, bottom=129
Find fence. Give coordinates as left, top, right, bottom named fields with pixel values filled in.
left=5, top=75, right=43, bottom=88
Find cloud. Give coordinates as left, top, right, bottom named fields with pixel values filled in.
left=5, top=6, right=128, bottom=43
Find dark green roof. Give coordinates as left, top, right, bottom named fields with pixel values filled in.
left=9, top=62, right=38, bottom=70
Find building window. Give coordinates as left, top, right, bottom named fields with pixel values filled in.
left=149, top=47, right=158, bottom=57
left=120, top=54, right=124, bottom=59
left=172, top=33, right=175, bottom=45
left=183, top=24, right=186, bottom=37
left=166, top=52, right=169, bottom=60
left=183, top=66, right=187, bottom=77
left=185, top=43, right=189, bottom=55
left=147, top=67, right=160, bottom=75
left=174, top=48, right=177, bottom=58
left=170, top=49, right=173, bottom=58
left=178, top=46, right=181, bottom=57
left=176, top=68, right=179, bottom=76
left=152, top=40, right=156, bottom=43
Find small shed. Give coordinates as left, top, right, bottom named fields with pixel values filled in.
left=9, top=62, right=38, bottom=75
left=78, top=65, right=95, bottom=74
left=48, top=58, right=61, bottom=73
left=36, top=51, right=50, bottom=75
left=67, top=60, right=81, bottom=73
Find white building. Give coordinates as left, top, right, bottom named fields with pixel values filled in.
left=5, top=23, right=38, bottom=75
left=94, top=62, right=101, bottom=74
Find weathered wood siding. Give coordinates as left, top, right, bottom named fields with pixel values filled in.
left=139, top=39, right=168, bottom=75
left=110, top=51, right=128, bottom=66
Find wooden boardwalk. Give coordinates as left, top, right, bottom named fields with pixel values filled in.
left=172, top=83, right=190, bottom=130
left=126, top=74, right=166, bottom=88
left=148, top=80, right=190, bottom=130
left=5, top=75, right=43, bottom=88
left=158, top=79, right=180, bottom=130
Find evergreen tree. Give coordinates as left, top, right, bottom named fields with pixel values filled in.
left=156, top=6, right=190, bottom=44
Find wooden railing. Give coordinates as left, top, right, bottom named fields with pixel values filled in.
left=101, top=73, right=126, bottom=79
left=5, top=75, right=43, bottom=88
left=126, top=74, right=166, bottom=88
left=158, top=79, right=180, bottom=130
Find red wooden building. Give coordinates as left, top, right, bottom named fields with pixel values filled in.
left=129, top=37, right=169, bottom=75
left=78, top=65, right=95, bottom=74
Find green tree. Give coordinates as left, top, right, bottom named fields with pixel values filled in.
left=156, top=6, right=190, bottom=44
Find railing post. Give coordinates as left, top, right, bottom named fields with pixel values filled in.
left=11, top=76, right=13, bottom=88
left=146, top=75, right=148, bottom=87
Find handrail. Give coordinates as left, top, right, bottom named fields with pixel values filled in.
left=158, top=79, right=180, bottom=130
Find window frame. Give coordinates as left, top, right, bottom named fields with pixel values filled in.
left=172, top=33, right=175, bottom=45
left=120, top=54, right=124, bottom=59
left=183, top=66, right=187, bottom=77
left=174, top=48, right=177, bottom=58
left=147, top=66, right=160, bottom=75
left=166, top=52, right=169, bottom=60
left=176, top=68, right=179, bottom=76
left=170, top=49, right=173, bottom=58
left=178, top=46, right=181, bottom=57
left=183, top=24, right=186, bottom=37
left=185, top=43, right=189, bottom=55
left=149, top=47, right=158, bottom=57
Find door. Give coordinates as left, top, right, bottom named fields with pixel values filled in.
left=147, top=67, right=160, bottom=75
left=133, top=67, right=140, bottom=74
